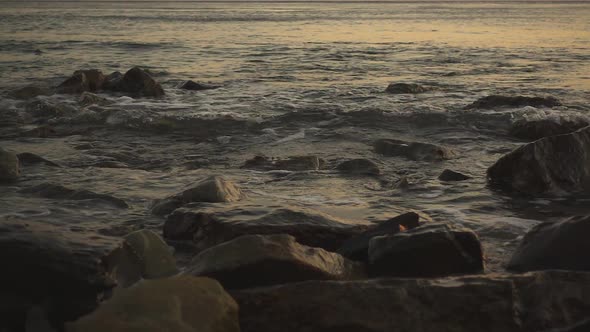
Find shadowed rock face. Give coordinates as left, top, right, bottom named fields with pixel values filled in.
left=186, top=234, right=366, bottom=289
left=65, top=276, right=240, bottom=332
left=56, top=69, right=106, bottom=94
left=374, top=138, right=456, bottom=161
left=19, top=183, right=129, bottom=208
left=385, top=83, right=427, bottom=94
left=465, top=95, right=561, bottom=109
left=487, top=126, right=590, bottom=195
left=0, top=147, right=20, bottom=182
left=233, top=271, right=590, bottom=332
left=368, top=223, right=484, bottom=278
left=508, top=215, right=590, bottom=272
left=509, top=119, right=589, bottom=141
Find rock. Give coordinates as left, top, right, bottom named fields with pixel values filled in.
left=509, top=118, right=589, bottom=141
left=336, top=158, right=380, bottom=176
left=17, top=152, right=60, bottom=167
left=242, top=155, right=325, bottom=171
left=122, top=230, right=178, bottom=279
left=8, top=85, right=53, bottom=99
left=101, top=71, right=123, bottom=90
left=180, top=80, right=220, bottom=91
left=507, top=215, right=590, bottom=272
left=79, top=92, right=109, bottom=106
left=0, top=147, right=19, bottom=182
left=20, top=125, right=57, bottom=138
left=0, top=220, right=119, bottom=330
left=187, top=234, right=365, bottom=289
left=368, top=223, right=484, bottom=277
left=465, top=95, right=561, bottom=109
left=164, top=205, right=370, bottom=253
left=438, top=169, right=471, bottom=181
left=233, top=270, right=590, bottom=332
left=65, top=275, right=240, bottom=332
left=374, top=138, right=456, bottom=161
left=75, top=69, right=106, bottom=91
left=338, top=212, right=420, bottom=262
left=56, top=69, right=105, bottom=94
left=487, top=126, right=590, bottom=194
left=385, top=83, right=427, bottom=94
left=151, top=176, right=244, bottom=216
left=108, top=67, right=165, bottom=97
left=19, top=183, right=128, bottom=208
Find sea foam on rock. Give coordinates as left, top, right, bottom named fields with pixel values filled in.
left=488, top=126, right=590, bottom=195
left=0, top=147, right=20, bottom=182
left=186, top=234, right=366, bottom=289
left=374, top=138, right=456, bottom=161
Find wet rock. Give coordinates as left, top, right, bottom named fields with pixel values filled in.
left=20, top=125, right=57, bottom=138
left=0, top=147, right=19, bottom=182
left=439, top=169, right=471, bottom=181
left=8, top=85, right=53, bottom=99
left=17, top=152, right=60, bottom=167
left=368, top=223, right=484, bottom=277
left=56, top=69, right=105, bottom=94
left=465, top=95, right=561, bottom=109
left=164, top=205, right=370, bottom=253
left=79, top=92, right=109, bottom=106
left=338, top=212, right=420, bottom=262
left=187, top=234, right=366, bottom=289
left=487, top=126, right=590, bottom=194
left=374, top=138, right=456, bottom=161
left=25, top=100, right=77, bottom=119
left=180, top=80, right=220, bottom=91
left=509, top=118, right=589, bottom=141
left=107, top=67, right=165, bottom=97
left=151, top=176, right=244, bottom=216
left=507, top=215, right=590, bottom=272
left=242, top=155, right=325, bottom=171
left=101, top=71, right=123, bottom=90
left=65, top=275, right=240, bottom=332
left=20, top=183, right=128, bottom=208
left=385, top=82, right=427, bottom=94
left=233, top=270, right=590, bottom=332
left=336, top=158, right=380, bottom=176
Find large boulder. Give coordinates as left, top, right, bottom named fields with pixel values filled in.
left=65, top=275, right=239, bottom=332
left=337, top=212, right=420, bottom=262
left=151, top=176, right=244, bottom=216
left=336, top=158, right=380, bottom=176
left=56, top=69, right=105, bottom=94
left=465, top=95, right=561, bottom=109
left=233, top=271, right=590, bottom=332
left=107, top=67, right=165, bottom=97
left=0, top=147, right=19, bottom=182
left=507, top=215, right=590, bottom=272
left=487, top=126, right=590, bottom=195
left=509, top=118, right=589, bottom=141
left=368, top=223, right=484, bottom=277
left=20, top=183, right=128, bottom=208
left=242, top=155, right=325, bottom=171
left=187, top=234, right=365, bottom=289
left=374, top=138, right=456, bottom=161
left=385, top=83, right=427, bottom=94
left=164, top=205, right=370, bottom=253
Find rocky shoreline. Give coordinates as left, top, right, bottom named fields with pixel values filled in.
left=1, top=68, right=590, bottom=331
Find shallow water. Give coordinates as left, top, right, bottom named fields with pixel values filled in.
left=1, top=1, right=590, bottom=271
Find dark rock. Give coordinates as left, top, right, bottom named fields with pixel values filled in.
left=242, top=155, right=325, bottom=171
left=233, top=271, right=590, bottom=332
left=509, top=118, right=589, bottom=141
left=439, top=169, right=471, bottom=181
left=17, top=152, right=60, bottom=167
left=19, top=183, right=128, bottom=208
left=180, top=80, right=220, bottom=91
left=79, top=92, right=110, bottom=107
left=336, top=158, right=380, bottom=176
left=164, top=206, right=370, bottom=253
left=8, top=85, right=53, bottom=99
left=65, top=276, right=240, bottom=332
left=385, top=83, right=427, bottom=94
left=465, top=95, right=561, bottom=109
left=368, top=223, right=484, bottom=277
left=374, top=138, right=456, bottom=161
left=101, top=71, right=123, bottom=91
left=507, top=215, right=590, bottom=272
left=107, top=67, right=165, bottom=97
left=151, top=176, right=244, bottom=216
left=56, top=69, right=105, bottom=94
left=338, top=212, right=420, bottom=262
left=0, top=148, right=19, bottom=182
left=186, top=234, right=366, bottom=289
left=75, top=69, right=106, bottom=92
left=487, top=126, right=590, bottom=195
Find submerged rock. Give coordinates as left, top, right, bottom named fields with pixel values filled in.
left=338, top=212, right=420, bottom=262
left=17, top=152, right=60, bottom=167
left=187, top=234, right=365, bottom=289
left=508, top=215, right=590, bottom=272
left=242, top=155, right=325, bottom=171
left=438, top=169, right=471, bottom=181
left=336, top=158, right=380, bottom=176
left=20, top=183, right=128, bottom=208
left=8, top=85, right=53, bottom=99
left=509, top=118, right=589, bottom=141
left=385, top=83, right=427, bottom=94
left=151, top=176, right=244, bottom=216
left=180, top=80, right=220, bottom=91
left=164, top=206, right=370, bottom=253
left=66, top=276, right=240, bottom=332
left=374, top=138, right=456, bottom=161
left=487, top=126, right=590, bottom=194
left=106, top=67, right=165, bottom=97
left=234, top=271, right=590, bottom=332
left=0, top=147, right=20, bottom=182
left=368, top=223, right=484, bottom=277
left=465, top=95, right=561, bottom=109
